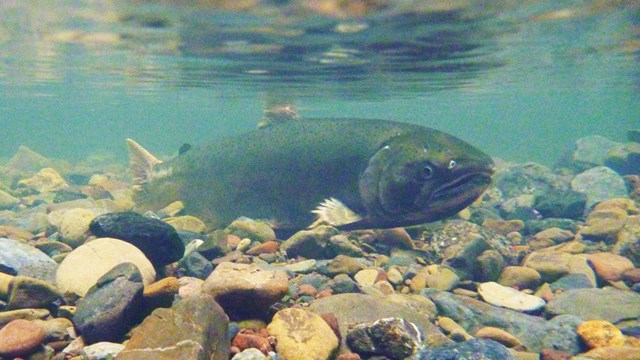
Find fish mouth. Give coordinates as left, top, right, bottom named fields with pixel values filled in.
left=429, top=169, right=494, bottom=203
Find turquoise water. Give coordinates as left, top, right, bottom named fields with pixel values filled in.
left=0, top=1, right=638, bottom=165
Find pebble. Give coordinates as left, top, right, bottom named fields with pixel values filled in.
left=387, top=268, right=404, bottom=285
left=522, top=250, right=596, bottom=285
left=0, top=308, right=51, bottom=328
left=410, top=264, right=460, bottom=292
left=231, top=348, right=269, bottom=360
left=0, top=189, right=19, bottom=209
left=284, top=259, right=317, bottom=273
left=56, top=237, right=156, bottom=297
left=202, top=262, right=289, bottom=319
left=232, top=330, right=273, bottom=354
left=577, top=346, right=640, bottom=360
left=327, top=255, right=367, bottom=276
left=576, top=320, right=626, bottom=349
left=482, top=219, right=525, bottom=236
left=0, top=319, right=46, bottom=358
left=281, top=226, right=339, bottom=259
left=246, top=240, right=279, bottom=255
left=267, top=308, right=339, bottom=360
left=354, top=268, right=385, bottom=287
left=417, top=338, right=516, bottom=359
left=474, top=326, right=523, bottom=348
left=477, top=281, right=546, bottom=312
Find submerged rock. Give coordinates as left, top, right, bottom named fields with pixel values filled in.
left=346, top=317, right=422, bottom=360
left=267, top=308, right=339, bottom=360
left=0, top=318, right=46, bottom=358
left=417, top=338, right=515, bottom=360
left=281, top=226, right=339, bottom=259
left=571, top=166, right=628, bottom=210
left=89, top=212, right=185, bottom=268
left=0, top=237, right=58, bottom=277
left=545, top=288, right=640, bottom=323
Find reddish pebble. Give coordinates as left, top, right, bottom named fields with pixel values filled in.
left=296, top=284, right=318, bottom=297
left=227, top=234, right=242, bottom=249
left=321, top=312, right=341, bottom=343
left=316, top=288, right=333, bottom=298
left=623, top=268, right=640, bottom=283
left=540, top=348, right=572, bottom=360
left=232, top=331, right=273, bottom=354
left=246, top=240, right=279, bottom=256
left=337, top=352, right=362, bottom=360
left=0, top=319, right=46, bottom=358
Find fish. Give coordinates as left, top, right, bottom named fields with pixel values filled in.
left=127, top=118, right=494, bottom=231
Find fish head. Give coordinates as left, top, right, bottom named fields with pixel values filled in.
left=359, top=130, right=494, bottom=227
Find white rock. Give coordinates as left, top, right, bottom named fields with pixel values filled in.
left=478, top=281, right=546, bottom=312
left=56, top=238, right=155, bottom=297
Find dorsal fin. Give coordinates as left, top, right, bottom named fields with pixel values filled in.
left=126, top=138, right=163, bottom=186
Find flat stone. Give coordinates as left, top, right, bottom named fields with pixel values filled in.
left=202, top=262, right=288, bottom=320
left=73, top=263, right=144, bottom=344
left=478, top=282, right=546, bottom=312
left=327, top=255, right=367, bottom=277
left=0, top=237, right=57, bottom=276
left=89, top=212, right=185, bottom=268
left=281, top=226, right=339, bottom=259
left=578, top=346, right=640, bottom=360
left=474, top=326, right=523, bottom=348
left=354, top=268, right=385, bottom=287
left=410, top=265, right=460, bottom=292
left=33, top=317, right=73, bottom=343
left=82, top=342, right=126, bottom=360
left=245, top=240, right=279, bottom=256
left=267, top=308, right=339, bottom=360
left=0, top=309, right=50, bottom=328
left=522, top=251, right=596, bottom=285
left=226, top=217, right=276, bottom=243
left=115, top=293, right=229, bottom=360
left=0, top=319, right=46, bottom=358
left=577, top=320, right=626, bottom=349
left=545, top=288, right=640, bottom=323
left=56, top=237, right=155, bottom=297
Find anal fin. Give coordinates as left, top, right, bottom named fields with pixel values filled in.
left=309, top=198, right=363, bottom=228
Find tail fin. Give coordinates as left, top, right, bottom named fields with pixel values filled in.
left=126, top=139, right=163, bottom=186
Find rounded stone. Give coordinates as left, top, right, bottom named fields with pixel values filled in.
left=0, top=319, right=46, bottom=358
left=202, top=262, right=288, bottom=319
left=474, top=326, right=523, bottom=348
left=354, top=268, right=384, bottom=287
left=56, top=237, right=156, bottom=297
left=577, top=320, right=626, bottom=349
left=585, top=252, right=635, bottom=282
left=497, top=266, right=542, bottom=290
left=267, top=308, right=339, bottom=360
left=164, top=215, right=207, bottom=233
left=58, top=208, right=97, bottom=248
left=478, top=281, right=546, bottom=312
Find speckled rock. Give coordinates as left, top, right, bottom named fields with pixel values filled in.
left=226, top=217, right=276, bottom=243
left=73, top=263, right=144, bottom=344
left=498, top=266, right=542, bottom=290
left=571, top=166, right=629, bottom=210
left=89, top=212, right=185, bottom=268
left=281, top=226, right=339, bottom=259
left=17, top=167, right=69, bottom=192
left=494, top=163, right=568, bottom=199
left=57, top=208, right=97, bottom=248
left=0, top=319, right=46, bottom=358
left=202, top=262, right=288, bottom=319
left=56, top=237, right=156, bottom=297
left=576, top=346, right=640, bottom=360
left=267, top=308, right=339, bottom=360
left=417, top=338, right=515, bottom=360
left=347, top=317, right=422, bottom=359
left=6, top=275, right=62, bottom=310
left=545, top=288, right=640, bottom=323
left=309, top=293, right=446, bottom=352
left=577, top=320, right=626, bottom=349
left=423, top=289, right=583, bottom=353
left=585, top=252, right=635, bottom=282
left=115, top=293, right=229, bottom=360
left=478, top=281, right=546, bottom=312
left=0, top=237, right=58, bottom=277
left=82, top=341, right=125, bottom=360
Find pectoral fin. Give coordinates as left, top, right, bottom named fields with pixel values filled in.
left=309, top=198, right=363, bottom=228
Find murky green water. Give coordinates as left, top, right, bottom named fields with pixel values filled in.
left=0, top=0, right=638, bottom=165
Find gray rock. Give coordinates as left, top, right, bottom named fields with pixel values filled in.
left=178, top=251, right=213, bottom=279
left=417, top=338, right=515, bottom=360
left=0, top=237, right=57, bottom=280
left=533, top=188, right=587, bottom=219
left=570, top=135, right=620, bottom=169
left=89, top=212, right=185, bottom=268
left=499, top=194, right=541, bottom=221
left=423, top=289, right=583, bottom=353
left=347, top=317, right=422, bottom=360
left=115, top=293, right=229, bottom=360
left=280, top=226, right=339, bottom=259
left=73, top=263, right=144, bottom=344
left=571, top=166, right=628, bottom=210
left=604, top=142, right=640, bottom=175
left=309, top=293, right=448, bottom=353
left=323, top=273, right=360, bottom=294
left=545, top=288, right=640, bottom=323
left=494, top=163, right=569, bottom=199
left=549, top=273, right=595, bottom=292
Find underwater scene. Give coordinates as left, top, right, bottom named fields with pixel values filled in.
left=0, top=1, right=639, bottom=359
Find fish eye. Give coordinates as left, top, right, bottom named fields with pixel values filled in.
left=420, top=163, right=434, bottom=180
left=448, top=160, right=457, bottom=169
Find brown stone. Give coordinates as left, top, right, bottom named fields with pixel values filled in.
left=586, top=252, right=635, bottom=282
left=232, top=330, right=272, bottom=353
left=474, top=326, right=522, bottom=348
left=622, top=268, right=640, bottom=283
left=267, top=308, right=339, bottom=360
left=0, top=319, right=46, bottom=358
left=580, top=346, right=640, bottom=360
left=246, top=240, right=279, bottom=256
left=296, top=284, right=318, bottom=297
left=540, top=348, right=572, bottom=360
left=483, top=219, right=525, bottom=236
